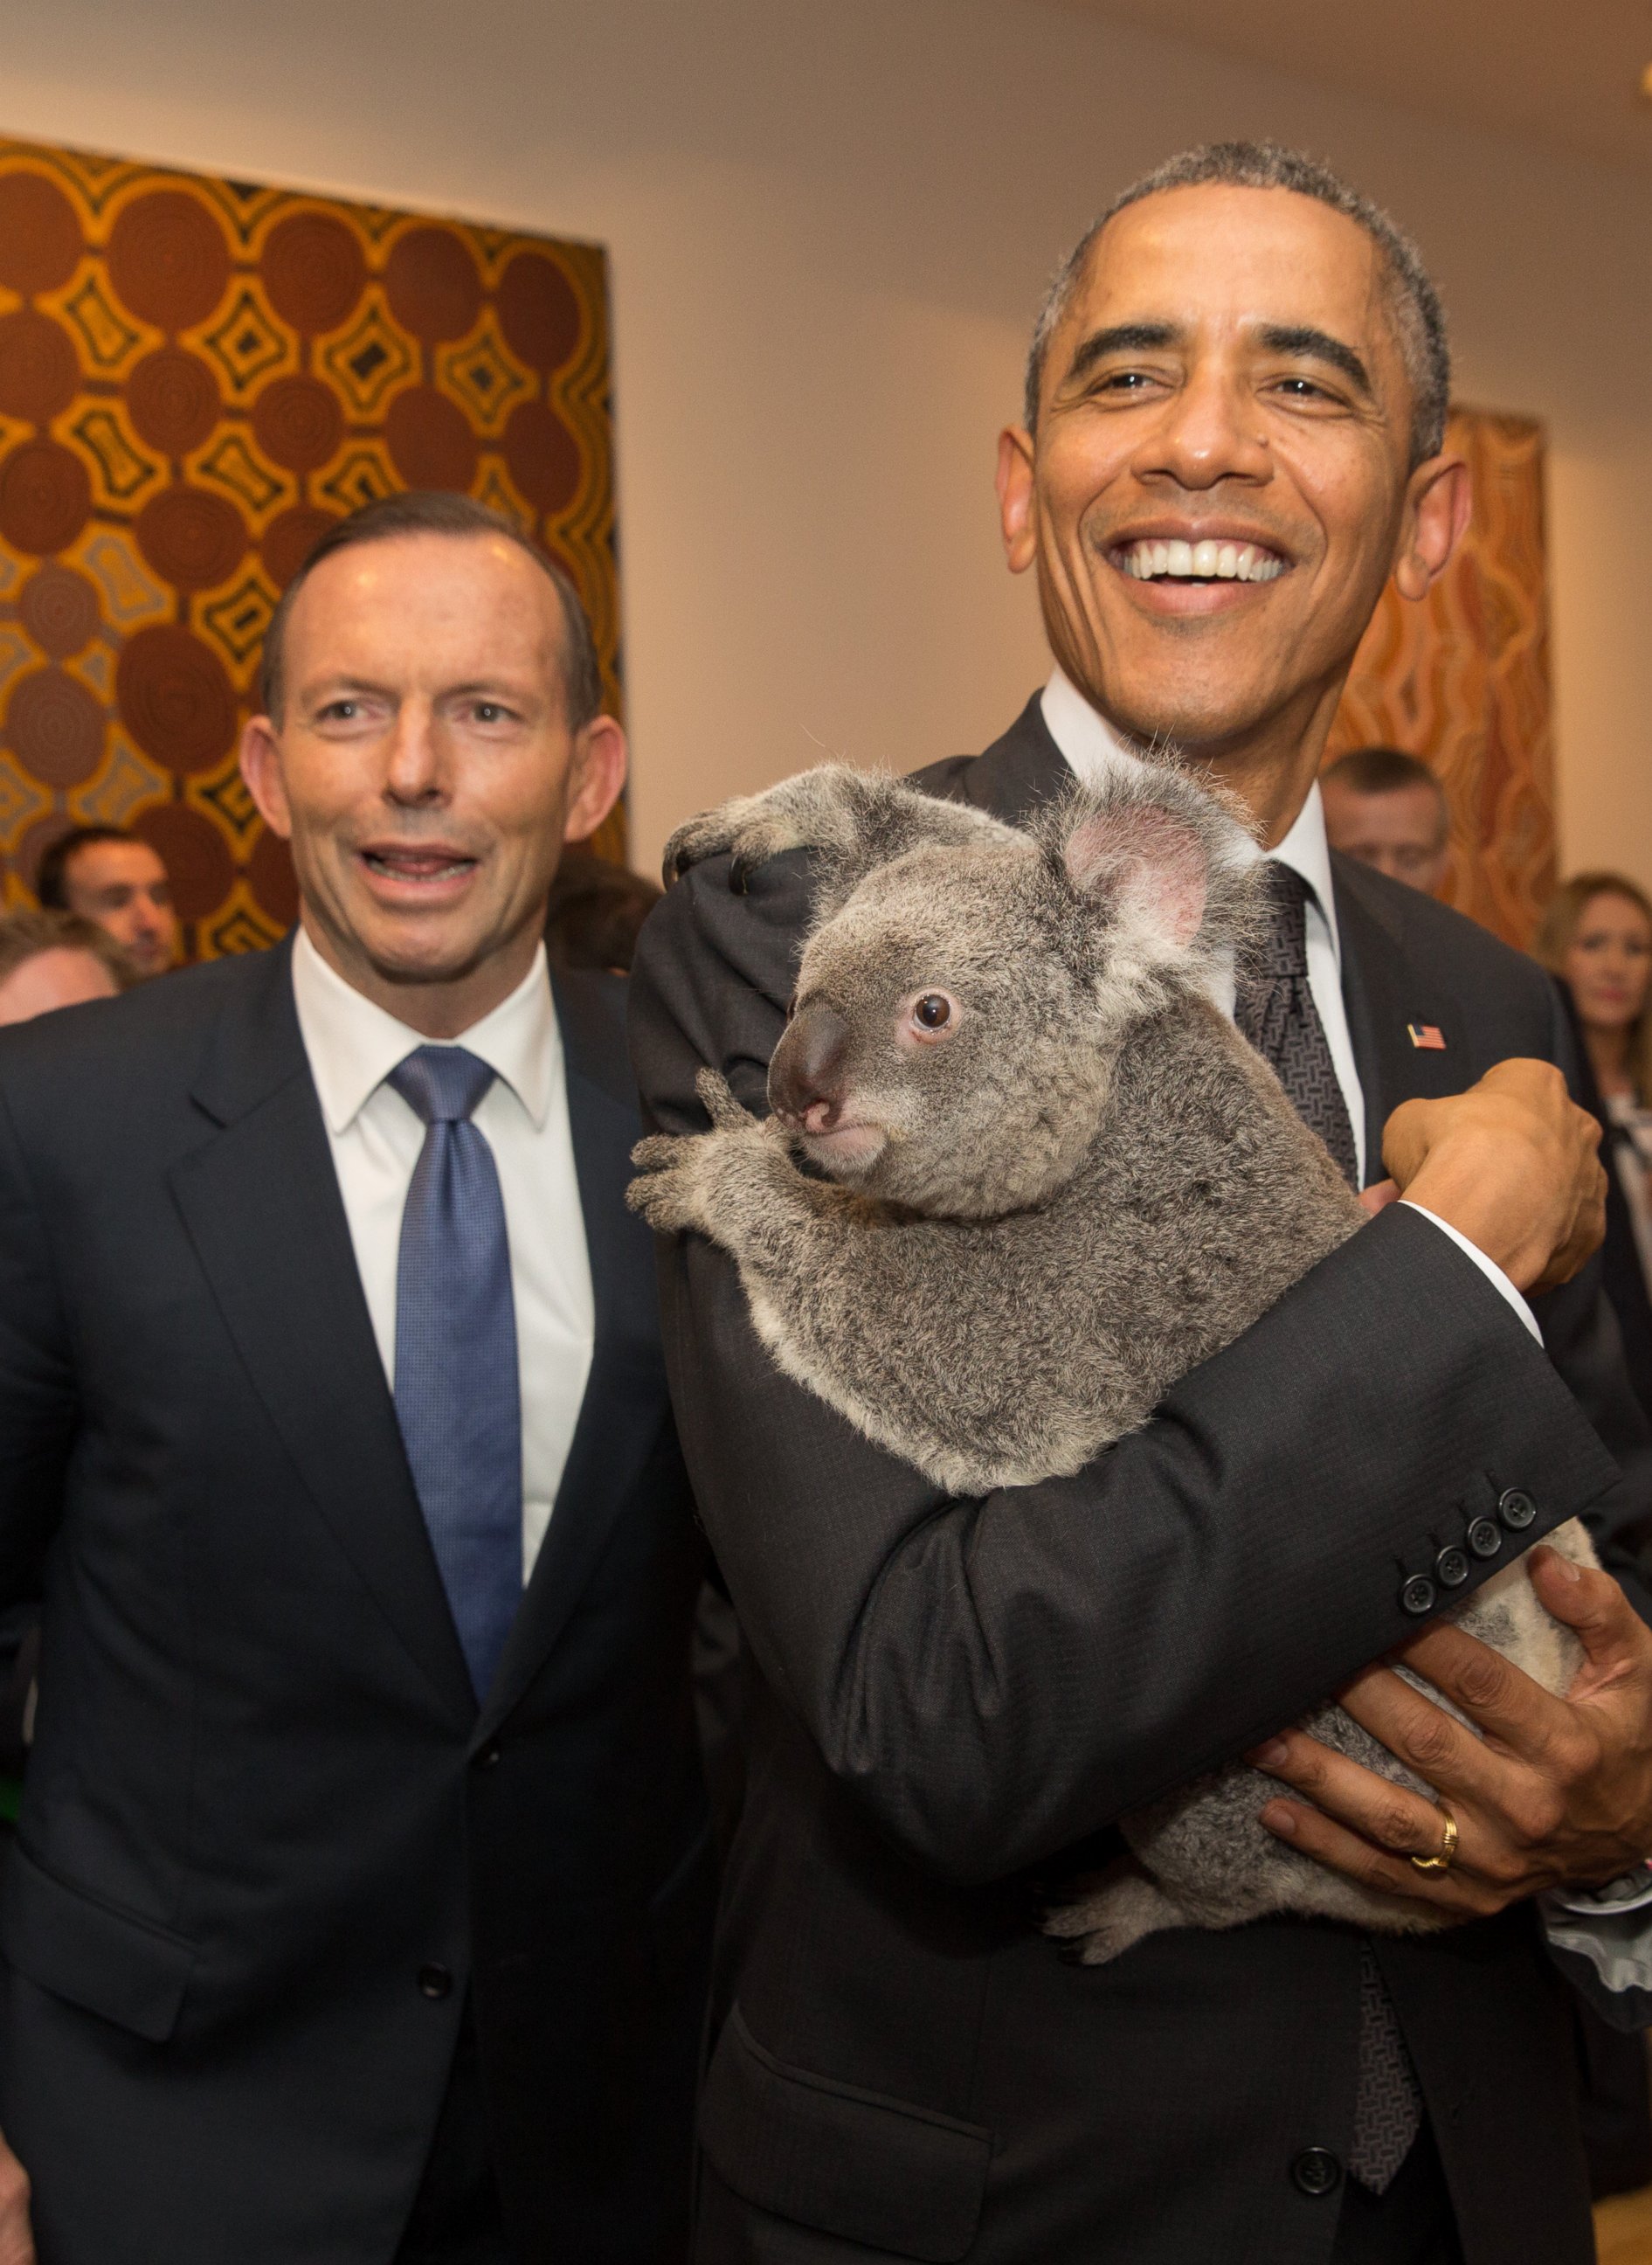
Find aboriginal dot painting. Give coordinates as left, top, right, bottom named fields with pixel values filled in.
left=0, top=135, right=621, bottom=955
left=1325, top=408, right=1553, bottom=949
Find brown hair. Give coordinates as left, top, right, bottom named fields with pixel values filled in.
left=257, top=490, right=604, bottom=731
left=35, top=824, right=138, bottom=911
left=1533, top=872, right=1652, bottom=1105
left=0, top=907, right=137, bottom=993
left=1321, top=746, right=1447, bottom=847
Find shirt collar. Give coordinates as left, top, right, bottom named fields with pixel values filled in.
left=291, top=926, right=560, bottom=1135
left=1038, top=667, right=1341, bottom=968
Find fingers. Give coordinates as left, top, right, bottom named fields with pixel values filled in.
left=1526, top=1548, right=1651, bottom=1682
left=695, top=1067, right=752, bottom=1131
left=1384, top=1625, right=1575, bottom=1757
left=1358, top=1178, right=1400, bottom=1218
left=1255, top=1791, right=1506, bottom=1919
left=0, top=2137, right=33, bottom=2265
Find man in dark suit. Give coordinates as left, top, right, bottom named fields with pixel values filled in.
left=630, top=144, right=1652, bottom=2263
left=0, top=492, right=711, bottom=2263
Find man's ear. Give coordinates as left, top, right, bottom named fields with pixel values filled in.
left=1393, top=453, right=1470, bottom=603
left=1062, top=800, right=1209, bottom=954
left=563, top=715, right=628, bottom=844
left=996, top=427, right=1038, bottom=576
left=238, top=715, right=293, bottom=840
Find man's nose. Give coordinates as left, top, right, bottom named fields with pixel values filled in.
left=769, top=1004, right=851, bottom=1134
left=1132, top=364, right=1271, bottom=491
left=383, top=707, right=446, bottom=803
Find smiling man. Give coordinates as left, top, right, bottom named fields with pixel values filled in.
left=632, top=145, right=1652, bottom=2264
left=0, top=493, right=712, bottom=2265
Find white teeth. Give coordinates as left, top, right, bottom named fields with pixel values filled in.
left=1120, top=538, right=1284, bottom=584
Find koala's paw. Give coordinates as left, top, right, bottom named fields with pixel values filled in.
left=626, top=1071, right=765, bottom=1238
left=660, top=791, right=808, bottom=889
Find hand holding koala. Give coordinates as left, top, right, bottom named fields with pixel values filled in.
left=631, top=760, right=1596, bottom=1961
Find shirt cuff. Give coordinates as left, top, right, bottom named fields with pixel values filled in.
left=1400, top=1202, right=1544, bottom=1347
left=1541, top=1879, right=1652, bottom=2031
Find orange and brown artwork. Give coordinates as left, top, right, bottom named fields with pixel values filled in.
left=1324, top=407, right=1554, bottom=949
left=0, top=134, right=619, bottom=956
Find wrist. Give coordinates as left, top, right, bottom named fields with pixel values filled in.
left=1398, top=1148, right=1546, bottom=1292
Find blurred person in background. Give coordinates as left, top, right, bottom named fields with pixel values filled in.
left=1536, top=874, right=1652, bottom=1421
left=35, top=824, right=179, bottom=979
left=0, top=908, right=131, bottom=1026
left=1321, top=745, right=1451, bottom=894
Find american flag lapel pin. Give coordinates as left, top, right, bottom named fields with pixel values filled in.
left=1407, top=1022, right=1447, bottom=1051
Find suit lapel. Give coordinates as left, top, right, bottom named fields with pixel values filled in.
left=954, top=694, right=1073, bottom=824
left=169, top=940, right=475, bottom=1725
left=1334, top=855, right=1469, bottom=1178
left=477, top=975, right=668, bottom=1738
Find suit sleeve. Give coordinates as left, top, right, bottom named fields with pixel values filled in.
left=0, top=1077, right=74, bottom=1604
left=1532, top=975, right=1652, bottom=1621
left=629, top=857, right=1626, bottom=1886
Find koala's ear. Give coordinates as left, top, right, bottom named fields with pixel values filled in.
left=1061, top=803, right=1209, bottom=953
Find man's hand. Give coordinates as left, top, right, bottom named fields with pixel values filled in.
left=1383, top=1059, right=1605, bottom=1295
left=1246, top=1548, right=1652, bottom=1916
left=0, top=2130, right=33, bottom=2265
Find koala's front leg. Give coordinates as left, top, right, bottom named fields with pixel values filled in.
left=628, top=1070, right=859, bottom=1264
left=661, top=762, right=1017, bottom=908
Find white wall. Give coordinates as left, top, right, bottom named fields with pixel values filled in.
left=4, top=0, right=1648, bottom=881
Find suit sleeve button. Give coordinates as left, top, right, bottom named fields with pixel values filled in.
left=1434, top=1547, right=1469, bottom=1588
left=1291, top=2147, right=1343, bottom=2198
left=1498, top=1487, right=1538, bottom=1532
left=417, top=1963, right=453, bottom=2000
left=1400, top=1575, right=1436, bottom=1615
left=1467, top=1517, right=1503, bottom=1559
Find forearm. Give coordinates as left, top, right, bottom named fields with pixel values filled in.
left=661, top=1205, right=1619, bottom=1883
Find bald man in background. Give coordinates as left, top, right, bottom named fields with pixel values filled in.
left=1322, top=745, right=1451, bottom=895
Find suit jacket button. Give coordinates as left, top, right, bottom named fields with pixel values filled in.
left=1291, top=2147, right=1343, bottom=2198
left=1467, top=1517, right=1503, bottom=1559
left=1434, top=1546, right=1469, bottom=1589
left=473, top=1739, right=502, bottom=1770
left=1401, top=1575, right=1436, bottom=1616
left=1498, top=1487, right=1538, bottom=1532
left=418, top=1963, right=453, bottom=2000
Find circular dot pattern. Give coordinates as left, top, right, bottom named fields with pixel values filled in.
left=7, top=665, right=105, bottom=786
left=135, top=483, right=248, bottom=591
left=260, top=503, right=341, bottom=590
left=259, top=211, right=367, bottom=336
left=384, top=225, right=483, bottom=343
left=117, top=623, right=238, bottom=775
left=0, top=439, right=92, bottom=556
left=247, top=822, right=300, bottom=925
left=0, top=311, right=79, bottom=424
left=496, top=252, right=581, bottom=371
left=127, top=348, right=221, bottom=454
left=0, top=173, right=82, bottom=296
left=107, top=190, right=231, bottom=330
left=385, top=384, right=478, bottom=491
left=252, top=374, right=343, bottom=473
left=503, top=400, right=581, bottom=513
left=19, top=565, right=99, bottom=659
left=134, top=800, right=236, bottom=920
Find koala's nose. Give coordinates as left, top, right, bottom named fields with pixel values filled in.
left=769, top=1003, right=850, bottom=1134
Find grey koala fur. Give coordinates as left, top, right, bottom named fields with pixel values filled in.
left=632, top=759, right=1595, bottom=1964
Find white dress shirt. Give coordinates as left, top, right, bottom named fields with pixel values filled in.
left=291, top=930, right=594, bottom=1584
left=1040, top=670, right=1539, bottom=1341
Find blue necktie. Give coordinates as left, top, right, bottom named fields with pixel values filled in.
left=389, top=1045, right=522, bottom=1702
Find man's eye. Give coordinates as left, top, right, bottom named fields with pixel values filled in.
left=319, top=699, right=358, bottom=722
left=1272, top=377, right=1333, bottom=402
left=473, top=701, right=510, bottom=724
left=1099, top=371, right=1155, bottom=393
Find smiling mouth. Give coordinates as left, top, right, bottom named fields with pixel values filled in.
left=358, top=847, right=479, bottom=884
left=799, top=1120, right=888, bottom=1169
left=1111, top=537, right=1287, bottom=585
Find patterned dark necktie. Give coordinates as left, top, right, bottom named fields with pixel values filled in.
left=1236, top=862, right=1421, bottom=2192
left=390, top=1045, right=522, bottom=1703
left=1234, top=862, right=1359, bottom=1189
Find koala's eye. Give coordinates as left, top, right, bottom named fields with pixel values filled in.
left=914, top=994, right=950, bottom=1029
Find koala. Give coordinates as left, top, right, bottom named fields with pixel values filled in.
left=630, top=759, right=1596, bottom=1964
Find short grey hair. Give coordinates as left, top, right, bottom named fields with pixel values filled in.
left=258, top=489, right=605, bottom=732
left=1024, top=141, right=1450, bottom=469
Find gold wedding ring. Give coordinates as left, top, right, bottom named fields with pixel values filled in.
left=1409, top=1808, right=1459, bottom=1875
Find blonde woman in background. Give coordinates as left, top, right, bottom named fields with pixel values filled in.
left=1536, top=875, right=1652, bottom=1410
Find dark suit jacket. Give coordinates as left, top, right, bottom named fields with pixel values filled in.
left=0, top=939, right=712, bottom=2265
left=628, top=696, right=1652, bottom=2265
